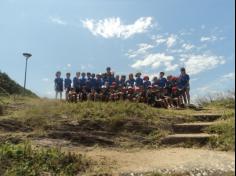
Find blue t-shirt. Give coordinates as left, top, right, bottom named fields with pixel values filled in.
left=158, top=77, right=167, bottom=88
left=73, top=77, right=80, bottom=89
left=126, top=79, right=135, bottom=87
left=80, top=77, right=87, bottom=87
left=55, top=78, right=63, bottom=91
left=108, top=76, right=115, bottom=85
left=90, top=78, right=97, bottom=88
left=179, top=74, right=190, bottom=88
left=143, top=81, right=151, bottom=89
left=135, top=78, right=143, bottom=87
left=96, top=79, right=103, bottom=89
left=64, top=78, right=72, bottom=89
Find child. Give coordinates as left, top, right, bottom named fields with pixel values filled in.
left=80, top=72, right=87, bottom=88
left=143, top=76, right=151, bottom=90
left=179, top=67, right=190, bottom=105
left=120, top=75, right=126, bottom=87
left=68, top=88, right=77, bottom=103
left=126, top=73, right=135, bottom=87
left=54, top=71, right=63, bottom=100
left=135, top=72, right=143, bottom=87
left=64, top=73, right=72, bottom=100
left=158, top=72, right=167, bottom=88
left=73, top=72, right=80, bottom=94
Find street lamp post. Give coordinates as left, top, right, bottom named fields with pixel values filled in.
left=22, top=53, right=32, bottom=95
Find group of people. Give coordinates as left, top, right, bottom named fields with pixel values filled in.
left=54, top=67, right=190, bottom=108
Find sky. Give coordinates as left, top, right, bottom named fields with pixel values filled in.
left=0, top=0, right=235, bottom=99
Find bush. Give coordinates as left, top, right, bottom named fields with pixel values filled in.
left=0, top=142, right=90, bottom=175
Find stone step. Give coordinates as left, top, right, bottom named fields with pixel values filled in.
left=192, top=114, right=222, bottom=122
left=161, top=133, right=215, bottom=145
left=173, top=122, right=214, bottom=134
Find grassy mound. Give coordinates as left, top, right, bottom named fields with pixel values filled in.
left=0, top=71, right=37, bottom=97
left=0, top=142, right=90, bottom=176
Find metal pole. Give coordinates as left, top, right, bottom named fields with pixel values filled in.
left=23, top=58, right=28, bottom=95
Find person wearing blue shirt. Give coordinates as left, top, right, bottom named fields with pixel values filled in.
left=90, top=73, right=97, bottom=89
left=86, top=72, right=92, bottom=92
left=143, top=76, right=151, bottom=89
left=96, top=74, right=103, bottom=92
left=179, top=67, right=190, bottom=105
left=126, top=73, right=135, bottom=87
left=80, top=72, right=87, bottom=88
left=64, top=72, right=72, bottom=100
left=73, top=72, right=80, bottom=93
left=108, top=72, right=115, bottom=86
left=120, top=75, right=126, bottom=87
left=158, top=72, right=167, bottom=88
left=135, top=72, right=143, bottom=87
left=54, top=71, right=63, bottom=100
left=115, top=75, right=120, bottom=85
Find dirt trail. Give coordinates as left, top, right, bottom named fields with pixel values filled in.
left=71, top=146, right=235, bottom=174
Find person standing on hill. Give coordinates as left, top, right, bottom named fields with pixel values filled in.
left=73, top=72, right=80, bottom=94
left=179, top=67, right=190, bottom=105
left=64, top=73, right=72, bottom=100
left=54, top=71, right=63, bottom=100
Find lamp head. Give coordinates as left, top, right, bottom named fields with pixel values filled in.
left=23, top=53, right=32, bottom=59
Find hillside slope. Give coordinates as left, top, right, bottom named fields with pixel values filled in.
left=0, top=71, right=37, bottom=97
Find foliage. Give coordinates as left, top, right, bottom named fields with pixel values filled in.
left=207, top=118, right=235, bottom=151
left=0, top=142, right=90, bottom=176
left=0, top=71, right=37, bottom=97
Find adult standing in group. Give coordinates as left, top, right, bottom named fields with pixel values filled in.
left=179, top=67, right=190, bottom=105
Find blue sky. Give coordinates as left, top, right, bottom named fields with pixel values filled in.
left=0, top=0, right=235, bottom=99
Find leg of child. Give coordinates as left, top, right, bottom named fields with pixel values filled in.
left=186, top=88, right=190, bottom=104
left=55, top=91, right=58, bottom=99
left=59, top=91, right=62, bottom=100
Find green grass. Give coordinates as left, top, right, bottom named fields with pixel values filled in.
left=0, top=142, right=90, bottom=176
left=207, top=118, right=235, bottom=151
left=1, top=96, right=235, bottom=150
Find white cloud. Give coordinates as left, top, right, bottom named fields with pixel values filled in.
left=200, top=36, right=217, bottom=42
left=221, top=72, right=235, bottom=80
left=166, top=34, right=177, bottom=48
left=183, top=54, right=225, bottom=75
left=49, top=16, right=67, bottom=25
left=126, top=43, right=154, bottom=58
left=182, top=43, right=194, bottom=50
left=81, top=17, right=153, bottom=39
left=131, top=53, right=178, bottom=71
left=67, top=64, right=72, bottom=68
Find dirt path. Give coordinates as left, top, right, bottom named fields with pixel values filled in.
left=72, top=147, right=235, bottom=174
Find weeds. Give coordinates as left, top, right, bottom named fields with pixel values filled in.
left=0, top=142, right=90, bottom=176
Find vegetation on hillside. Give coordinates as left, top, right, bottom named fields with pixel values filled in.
left=0, top=142, right=90, bottom=175
left=198, top=94, right=235, bottom=151
left=0, top=71, right=37, bottom=97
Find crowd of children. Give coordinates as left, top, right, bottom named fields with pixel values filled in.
left=54, top=67, right=190, bottom=109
